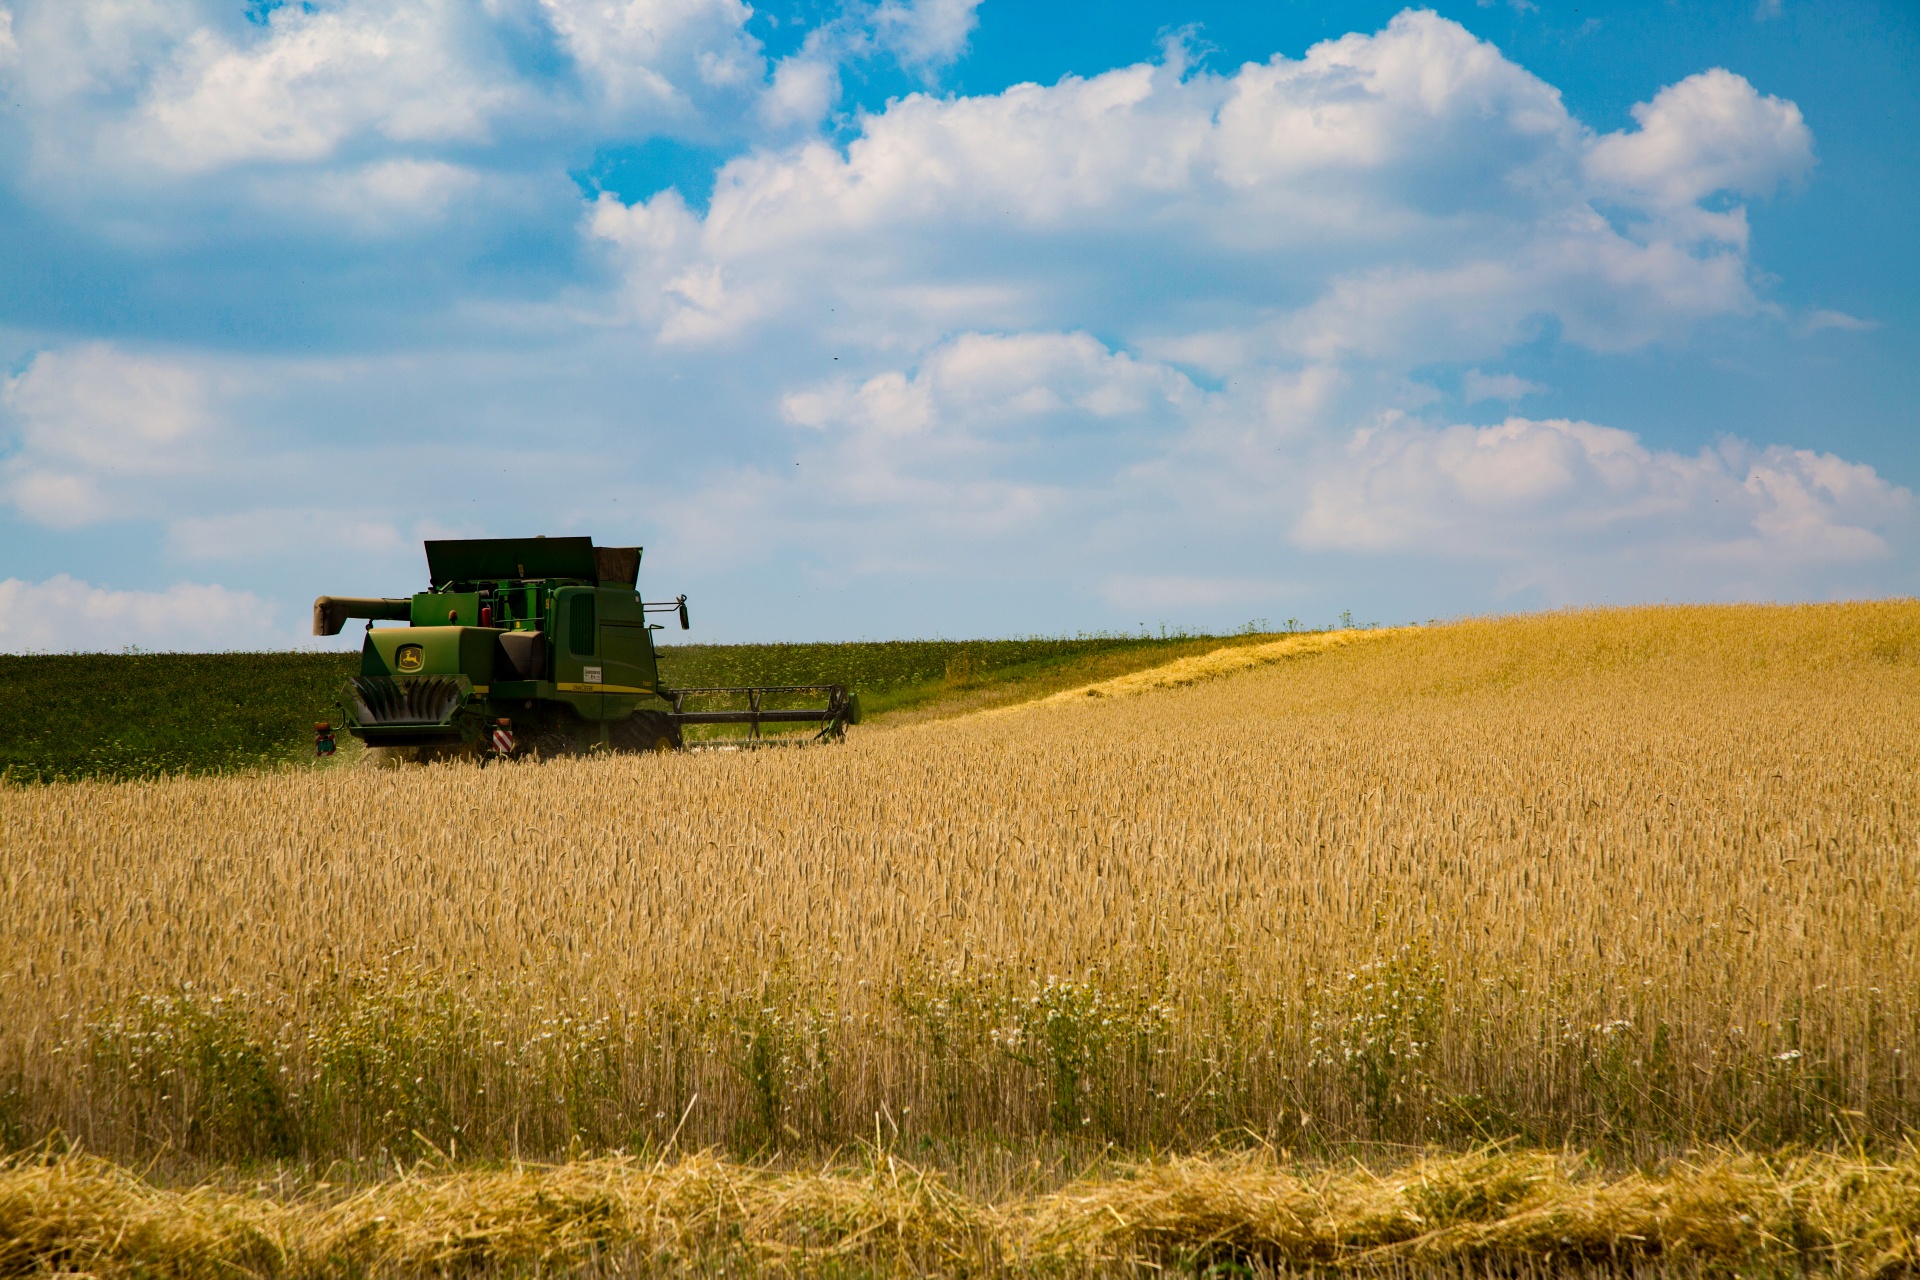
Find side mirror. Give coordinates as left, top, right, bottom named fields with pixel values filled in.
left=677, top=594, right=690, bottom=630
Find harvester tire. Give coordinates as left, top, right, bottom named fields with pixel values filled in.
left=611, top=710, right=682, bottom=753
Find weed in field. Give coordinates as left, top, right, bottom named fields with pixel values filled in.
left=79, top=987, right=296, bottom=1158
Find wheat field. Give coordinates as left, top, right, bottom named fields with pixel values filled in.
left=2, top=604, right=1917, bottom=1174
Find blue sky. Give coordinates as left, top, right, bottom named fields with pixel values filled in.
left=0, top=0, right=1915, bottom=649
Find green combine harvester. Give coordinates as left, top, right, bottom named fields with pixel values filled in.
left=314, top=536, right=859, bottom=759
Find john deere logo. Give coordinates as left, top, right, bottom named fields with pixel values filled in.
left=396, top=644, right=425, bottom=672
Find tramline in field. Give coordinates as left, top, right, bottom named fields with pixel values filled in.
left=313, top=536, right=860, bottom=758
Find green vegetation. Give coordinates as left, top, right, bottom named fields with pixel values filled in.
left=0, top=652, right=358, bottom=783
left=655, top=633, right=1234, bottom=728
left=2, top=634, right=1238, bottom=781
left=657, top=636, right=1166, bottom=706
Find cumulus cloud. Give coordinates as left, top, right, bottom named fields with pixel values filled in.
left=2, top=344, right=211, bottom=527
left=750, top=0, right=983, bottom=134
left=540, top=0, right=759, bottom=112
left=1296, top=416, right=1910, bottom=570
left=778, top=331, right=1199, bottom=517
left=0, top=574, right=288, bottom=652
left=872, top=0, right=982, bottom=70
left=0, top=0, right=985, bottom=252
left=13, top=0, right=768, bottom=177
left=1586, top=68, right=1813, bottom=243
left=577, top=9, right=1895, bottom=620
left=785, top=331, right=1196, bottom=433
left=0, top=6, right=1895, bottom=638
left=594, top=11, right=1798, bottom=362
left=125, top=5, right=511, bottom=172
left=647, top=316, right=1909, bottom=614
left=1, top=0, right=986, bottom=205
left=758, top=46, right=839, bottom=130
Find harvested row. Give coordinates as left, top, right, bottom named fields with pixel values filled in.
left=5, top=1145, right=1920, bottom=1278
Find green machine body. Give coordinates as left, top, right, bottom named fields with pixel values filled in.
left=314, top=536, right=859, bottom=756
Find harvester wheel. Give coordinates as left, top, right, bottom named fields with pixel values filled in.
left=611, top=710, right=683, bottom=753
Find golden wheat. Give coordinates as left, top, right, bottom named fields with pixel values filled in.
left=1, top=604, right=1916, bottom=1164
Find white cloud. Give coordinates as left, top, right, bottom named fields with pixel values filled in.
left=872, top=0, right=981, bottom=70
left=579, top=9, right=1897, bottom=619
left=595, top=11, right=1797, bottom=363
left=777, top=331, right=1198, bottom=515
left=748, top=0, right=983, bottom=135
left=0, top=0, right=776, bottom=234
left=100, top=0, right=770, bottom=174
left=1586, top=68, right=1813, bottom=242
left=0, top=0, right=987, bottom=220
left=638, top=293, right=1911, bottom=614
left=786, top=330, right=1196, bottom=432
left=1295, top=416, right=1910, bottom=570
left=1463, top=368, right=1544, bottom=402
left=0, top=7, right=1893, bottom=638
left=0, top=574, right=287, bottom=652
left=2, top=343, right=210, bottom=527
left=758, top=49, right=838, bottom=130
left=124, top=5, right=511, bottom=172
left=539, top=0, right=758, bottom=113
left=1, top=0, right=197, bottom=105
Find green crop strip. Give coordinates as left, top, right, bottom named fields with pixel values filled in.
left=0, top=653, right=360, bottom=784
left=2, top=634, right=1243, bottom=781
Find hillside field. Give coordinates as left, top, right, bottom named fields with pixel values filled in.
left=0, top=633, right=1237, bottom=780
left=2, top=603, right=1917, bottom=1276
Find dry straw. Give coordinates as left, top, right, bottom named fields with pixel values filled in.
left=5, top=1145, right=1920, bottom=1276
left=1, top=604, right=1917, bottom=1165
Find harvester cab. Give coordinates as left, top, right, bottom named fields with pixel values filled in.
left=314, top=536, right=859, bottom=759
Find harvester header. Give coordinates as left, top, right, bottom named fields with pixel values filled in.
left=315, top=536, right=858, bottom=760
